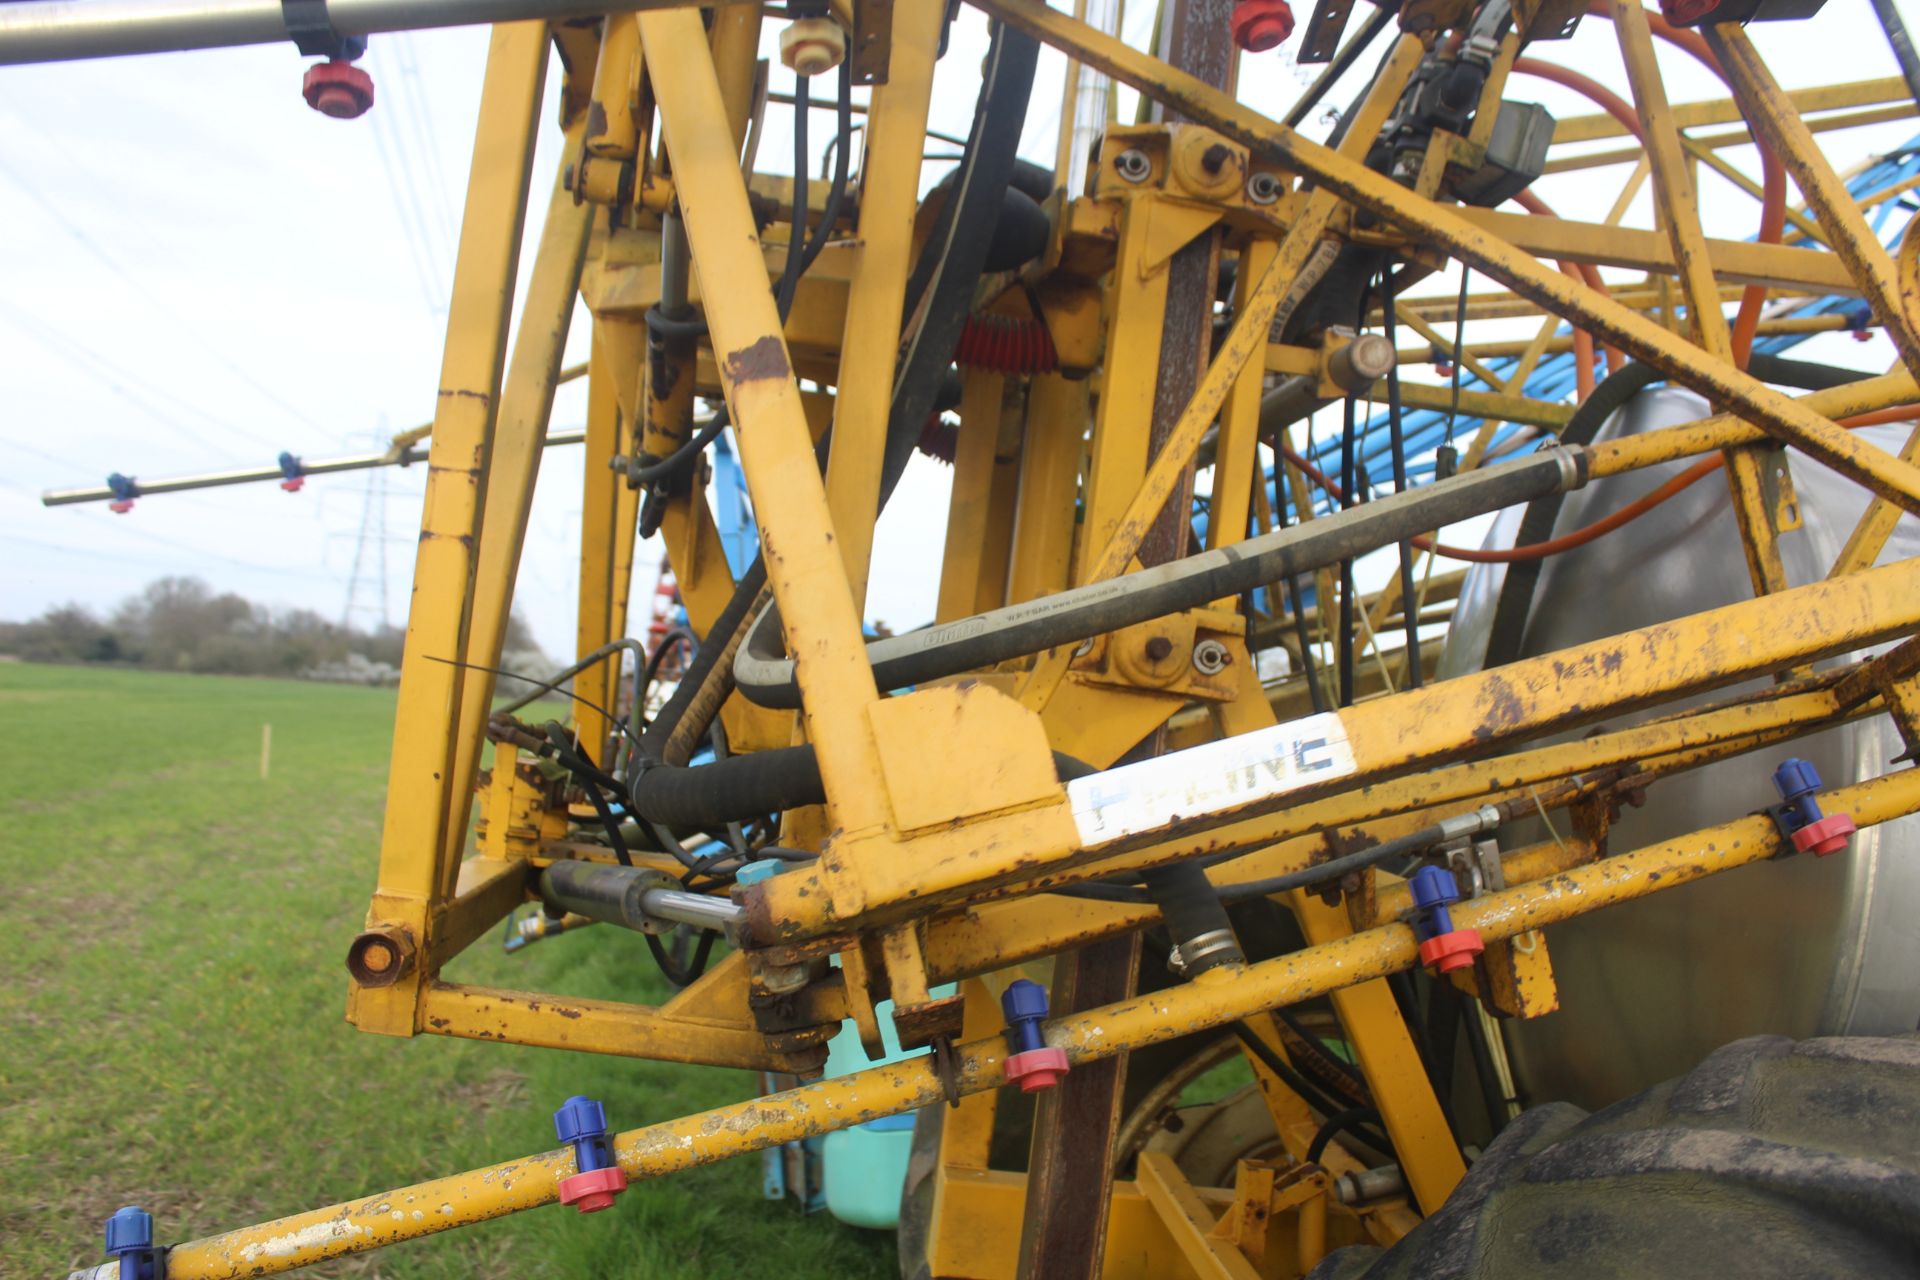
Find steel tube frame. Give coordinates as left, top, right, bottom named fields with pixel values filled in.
left=124, top=768, right=1920, bottom=1279
left=970, top=0, right=1920, bottom=515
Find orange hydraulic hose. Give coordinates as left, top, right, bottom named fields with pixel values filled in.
left=1278, top=408, right=1917, bottom=564
left=1579, top=0, right=1789, bottom=371
left=1510, top=187, right=1620, bottom=392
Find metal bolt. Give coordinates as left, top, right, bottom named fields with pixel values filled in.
left=1144, top=635, right=1175, bottom=662
left=1114, top=148, right=1151, bottom=183
left=1200, top=143, right=1232, bottom=175
left=1246, top=171, right=1282, bottom=205
left=1192, top=639, right=1230, bottom=674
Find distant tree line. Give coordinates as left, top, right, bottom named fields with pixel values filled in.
left=0, top=576, right=547, bottom=682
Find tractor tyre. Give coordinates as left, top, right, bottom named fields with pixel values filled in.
left=1311, top=1034, right=1920, bottom=1280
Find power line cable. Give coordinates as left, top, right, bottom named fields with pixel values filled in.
left=0, top=153, right=333, bottom=434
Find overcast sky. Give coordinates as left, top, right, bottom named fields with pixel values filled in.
left=1, top=1, right=1912, bottom=659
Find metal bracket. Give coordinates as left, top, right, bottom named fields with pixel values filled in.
left=281, top=0, right=364, bottom=61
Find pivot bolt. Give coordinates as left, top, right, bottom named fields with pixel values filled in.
left=1192, top=639, right=1230, bottom=675
left=554, top=1095, right=629, bottom=1213
left=1114, top=148, right=1152, bottom=183
left=1231, top=0, right=1295, bottom=53
left=1770, top=758, right=1856, bottom=856
left=1246, top=171, right=1283, bottom=205
left=303, top=59, right=375, bottom=119
left=1000, top=979, right=1070, bottom=1093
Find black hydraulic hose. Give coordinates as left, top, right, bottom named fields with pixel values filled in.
left=737, top=447, right=1588, bottom=709
left=633, top=23, right=1039, bottom=781
left=1230, top=1022, right=1352, bottom=1122
left=630, top=743, right=1094, bottom=829
left=1482, top=354, right=1873, bottom=669
left=1308, top=1107, right=1388, bottom=1166
left=1143, top=862, right=1243, bottom=974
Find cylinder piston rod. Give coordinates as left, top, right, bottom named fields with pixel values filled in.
left=537, top=860, right=743, bottom=935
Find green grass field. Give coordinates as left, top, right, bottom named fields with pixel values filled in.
left=0, top=662, right=895, bottom=1279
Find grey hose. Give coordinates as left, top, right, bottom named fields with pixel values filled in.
left=735, top=445, right=1589, bottom=709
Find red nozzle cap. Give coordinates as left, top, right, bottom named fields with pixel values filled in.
left=109, top=499, right=134, bottom=514
left=1418, top=928, right=1484, bottom=975
left=556, top=1165, right=627, bottom=1213
left=279, top=477, right=305, bottom=493
left=1792, top=812, right=1856, bottom=857
left=1659, top=0, right=1722, bottom=24
left=1231, top=0, right=1295, bottom=52
left=303, top=60, right=374, bottom=120
left=1004, top=1046, right=1070, bottom=1094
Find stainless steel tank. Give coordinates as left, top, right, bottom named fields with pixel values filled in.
left=1437, top=388, right=1920, bottom=1111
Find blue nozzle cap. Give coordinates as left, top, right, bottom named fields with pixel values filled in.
left=1000, top=978, right=1049, bottom=1025
left=106, top=1206, right=153, bottom=1256
left=1773, top=757, right=1822, bottom=801
left=1408, top=865, right=1459, bottom=912
left=553, top=1095, right=609, bottom=1145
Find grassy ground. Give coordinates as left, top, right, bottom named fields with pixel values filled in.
left=0, top=662, right=895, bottom=1280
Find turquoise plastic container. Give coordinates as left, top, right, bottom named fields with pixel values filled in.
left=820, top=990, right=953, bottom=1229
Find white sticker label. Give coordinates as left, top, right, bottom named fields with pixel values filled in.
left=1067, top=711, right=1356, bottom=845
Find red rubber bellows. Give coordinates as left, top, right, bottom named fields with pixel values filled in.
left=303, top=60, right=375, bottom=120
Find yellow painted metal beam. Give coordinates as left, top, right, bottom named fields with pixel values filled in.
left=349, top=22, right=548, bottom=1040
left=971, top=0, right=1920, bottom=514
left=1551, top=75, right=1910, bottom=143
left=640, top=7, right=892, bottom=832
left=161, top=769, right=1920, bottom=1278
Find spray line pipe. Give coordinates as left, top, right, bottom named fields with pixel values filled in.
left=0, top=0, right=747, bottom=64
left=42, top=361, right=586, bottom=507
left=91, top=767, right=1920, bottom=1280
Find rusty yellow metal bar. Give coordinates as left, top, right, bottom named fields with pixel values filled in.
left=348, top=22, right=548, bottom=1040
left=1448, top=207, right=1856, bottom=293
left=438, top=151, right=595, bottom=889
left=1007, top=373, right=1087, bottom=601
left=1587, top=370, right=1920, bottom=478
left=938, top=369, right=1009, bottom=622
left=1682, top=135, right=1826, bottom=246
left=822, top=0, right=944, bottom=606
left=747, top=554, right=1920, bottom=937
left=1363, top=379, right=1572, bottom=430
left=1206, top=236, right=1275, bottom=555
left=1546, top=102, right=1920, bottom=175
left=1612, top=0, right=1787, bottom=600
left=639, top=7, right=892, bottom=831
left=970, top=0, right=1920, bottom=513
left=1549, top=74, right=1911, bottom=144
left=1135, top=1153, right=1262, bottom=1280
left=920, top=681, right=1850, bottom=980
left=416, top=981, right=804, bottom=1071
left=158, top=769, right=1920, bottom=1278
left=572, top=319, right=640, bottom=764
left=1706, top=22, right=1920, bottom=384
left=1398, top=313, right=1852, bottom=364
left=1831, top=422, right=1920, bottom=579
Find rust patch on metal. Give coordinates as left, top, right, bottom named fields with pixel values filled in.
left=722, top=335, right=791, bottom=385
left=1474, top=674, right=1530, bottom=742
